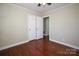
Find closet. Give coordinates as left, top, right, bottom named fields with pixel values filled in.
left=27, top=14, right=43, bottom=40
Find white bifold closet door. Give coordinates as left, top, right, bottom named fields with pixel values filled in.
left=27, top=14, right=36, bottom=40
left=36, top=16, right=43, bottom=39
left=27, top=14, right=43, bottom=40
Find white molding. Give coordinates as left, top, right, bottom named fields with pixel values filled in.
left=50, top=39, right=79, bottom=50
left=0, top=40, right=30, bottom=51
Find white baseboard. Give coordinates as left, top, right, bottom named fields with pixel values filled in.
left=1, top=39, right=79, bottom=51
left=50, top=39, right=79, bottom=50
left=0, top=40, right=30, bottom=51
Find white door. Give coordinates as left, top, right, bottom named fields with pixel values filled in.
left=27, top=14, right=36, bottom=40
left=36, top=16, right=43, bottom=39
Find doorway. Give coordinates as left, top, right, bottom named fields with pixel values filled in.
left=43, top=17, right=49, bottom=40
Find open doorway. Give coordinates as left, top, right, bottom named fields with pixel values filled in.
left=43, top=17, right=49, bottom=40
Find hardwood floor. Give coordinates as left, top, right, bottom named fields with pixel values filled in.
left=0, top=36, right=79, bottom=56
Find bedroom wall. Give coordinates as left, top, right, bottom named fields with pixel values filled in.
left=0, top=3, right=40, bottom=50
left=47, top=4, right=79, bottom=49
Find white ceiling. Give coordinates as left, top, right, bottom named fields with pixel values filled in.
left=15, top=3, right=71, bottom=13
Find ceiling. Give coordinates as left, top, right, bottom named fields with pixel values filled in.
left=15, top=3, right=71, bottom=13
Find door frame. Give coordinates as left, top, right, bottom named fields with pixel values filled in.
left=43, top=15, right=51, bottom=39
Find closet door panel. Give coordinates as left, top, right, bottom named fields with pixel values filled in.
left=36, top=16, right=43, bottom=39
left=27, top=14, right=36, bottom=40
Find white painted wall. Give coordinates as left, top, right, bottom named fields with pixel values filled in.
left=0, top=3, right=40, bottom=50
left=44, top=4, right=79, bottom=49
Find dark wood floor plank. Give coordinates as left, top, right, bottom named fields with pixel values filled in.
left=0, top=36, right=79, bottom=56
